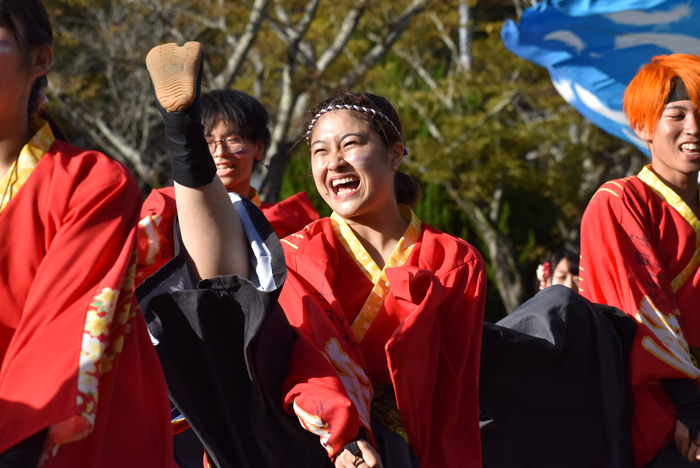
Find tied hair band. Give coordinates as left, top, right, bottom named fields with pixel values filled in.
left=306, top=104, right=409, bottom=156
left=667, top=76, right=690, bottom=104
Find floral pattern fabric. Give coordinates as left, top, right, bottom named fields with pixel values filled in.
left=42, top=252, right=141, bottom=464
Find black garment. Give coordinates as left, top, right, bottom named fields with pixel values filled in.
left=172, top=417, right=205, bottom=468
left=0, top=428, right=47, bottom=468
left=137, top=196, right=328, bottom=468
left=644, top=437, right=700, bottom=467
left=371, top=419, right=420, bottom=468
left=479, top=286, right=637, bottom=468
left=662, top=379, right=700, bottom=441
left=137, top=196, right=422, bottom=468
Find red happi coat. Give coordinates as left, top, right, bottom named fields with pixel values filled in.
left=580, top=166, right=700, bottom=467
left=279, top=217, right=486, bottom=467
left=135, top=185, right=319, bottom=286
left=0, top=136, right=174, bottom=467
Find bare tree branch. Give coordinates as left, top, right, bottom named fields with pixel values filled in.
left=265, top=15, right=290, bottom=43
left=341, top=0, right=429, bottom=87
left=316, top=0, right=368, bottom=72
left=410, top=102, right=444, bottom=143
left=458, top=0, right=472, bottom=71
left=52, top=95, right=159, bottom=187
left=443, top=181, right=523, bottom=313
left=293, top=0, right=321, bottom=42
left=273, top=0, right=294, bottom=34
left=211, top=0, right=269, bottom=89
left=393, top=47, right=438, bottom=90
left=428, top=12, right=458, bottom=59
left=446, top=89, right=519, bottom=153
left=249, top=48, right=265, bottom=99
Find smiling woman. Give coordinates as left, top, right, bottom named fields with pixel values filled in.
left=133, top=40, right=487, bottom=467
left=278, top=92, right=487, bottom=468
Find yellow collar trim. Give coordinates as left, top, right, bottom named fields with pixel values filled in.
left=248, top=187, right=262, bottom=208
left=0, top=117, right=55, bottom=214
left=638, top=165, right=700, bottom=292
left=330, top=206, right=422, bottom=343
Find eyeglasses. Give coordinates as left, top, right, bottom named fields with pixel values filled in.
left=206, top=136, right=244, bottom=154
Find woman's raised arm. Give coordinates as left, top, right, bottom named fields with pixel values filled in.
left=146, top=42, right=248, bottom=280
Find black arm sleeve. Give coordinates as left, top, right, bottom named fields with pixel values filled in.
left=663, top=379, right=700, bottom=440
left=0, top=428, right=48, bottom=468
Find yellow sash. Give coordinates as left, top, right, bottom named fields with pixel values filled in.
left=330, top=206, right=422, bottom=343
left=0, top=117, right=55, bottom=214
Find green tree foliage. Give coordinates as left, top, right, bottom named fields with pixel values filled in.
left=43, top=0, right=429, bottom=194
left=45, top=0, right=647, bottom=317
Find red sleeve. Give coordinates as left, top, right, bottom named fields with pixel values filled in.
left=261, top=191, right=319, bottom=239
left=580, top=183, right=699, bottom=384
left=135, top=186, right=177, bottom=286
left=280, top=234, right=373, bottom=460
left=0, top=153, right=172, bottom=463
left=281, top=228, right=485, bottom=467
left=385, top=249, right=486, bottom=467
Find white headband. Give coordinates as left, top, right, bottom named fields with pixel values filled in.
left=305, top=104, right=403, bottom=146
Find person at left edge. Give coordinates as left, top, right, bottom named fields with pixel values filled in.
left=135, top=89, right=319, bottom=286
left=0, top=0, right=175, bottom=466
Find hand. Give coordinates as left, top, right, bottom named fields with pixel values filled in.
left=334, top=440, right=384, bottom=468
left=674, top=419, right=700, bottom=462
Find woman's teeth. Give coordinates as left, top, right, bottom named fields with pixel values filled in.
left=332, top=177, right=358, bottom=187
left=332, top=176, right=359, bottom=196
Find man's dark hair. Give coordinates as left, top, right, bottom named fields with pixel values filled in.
left=201, top=90, right=271, bottom=153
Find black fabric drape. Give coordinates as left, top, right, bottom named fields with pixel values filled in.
left=0, top=428, right=47, bottom=468
left=479, top=285, right=637, bottom=468
left=137, top=197, right=329, bottom=468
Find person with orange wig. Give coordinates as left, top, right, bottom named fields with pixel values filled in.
left=580, top=53, right=700, bottom=467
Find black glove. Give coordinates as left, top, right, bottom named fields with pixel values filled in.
left=663, top=378, right=700, bottom=440
left=341, top=440, right=364, bottom=458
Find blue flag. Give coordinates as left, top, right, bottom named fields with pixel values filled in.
left=502, top=0, right=700, bottom=155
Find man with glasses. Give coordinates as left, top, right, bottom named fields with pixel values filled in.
left=135, top=89, right=319, bottom=286
left=134, top=88, right=319, bottom=468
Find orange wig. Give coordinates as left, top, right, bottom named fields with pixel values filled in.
left=623, top=54, right=700, bottom=134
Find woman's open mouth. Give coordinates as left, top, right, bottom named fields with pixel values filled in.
left=331, top=176, right=360, bottom=197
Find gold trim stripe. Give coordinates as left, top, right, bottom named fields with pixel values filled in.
left=638, top=165, right=700, bottom=293
left=596, top=188, right=621, bottom=198
left=281, top=239, right=299, bottom=249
